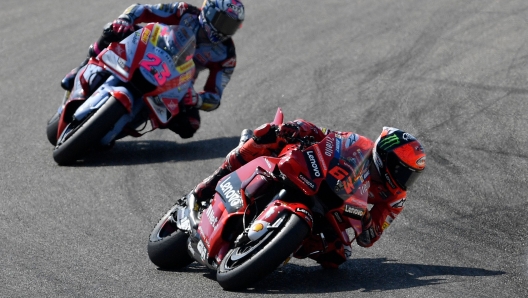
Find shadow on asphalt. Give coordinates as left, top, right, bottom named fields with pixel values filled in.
left=245, top=257, right=506, bottom=293
left=164, top=258, right=505, bottom=293
left=66, top=136, right=240, bottom=166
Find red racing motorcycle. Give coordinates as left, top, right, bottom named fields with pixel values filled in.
left=148, top=108, right=371, bottom=290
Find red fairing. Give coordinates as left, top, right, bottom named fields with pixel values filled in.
left=198, top=156, right=283, bottom=261
left=255, top=201, right=314, bottom=230
left=273, top=107, right=284, bottom=125
left=197, top=193, right=232, bottom=260
left=277, top=133, right=338, bottom=196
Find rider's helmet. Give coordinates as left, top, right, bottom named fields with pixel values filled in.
left=372, top=127, right=426, bottom=192
left=199, top=0, right=245, bottom=44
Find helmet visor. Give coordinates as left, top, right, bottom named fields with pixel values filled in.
left=386, top=152, right=422, bottom=190
left=206, top=9, right=242, bottom=36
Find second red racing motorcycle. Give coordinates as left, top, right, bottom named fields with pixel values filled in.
left=147, top=108, right=371, bottom=290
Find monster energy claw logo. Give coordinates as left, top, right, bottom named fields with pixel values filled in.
left=379, top=134, right=400, bottom=150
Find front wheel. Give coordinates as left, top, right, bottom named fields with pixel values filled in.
left=46, top=111, right=60, bottom=146
left=52, top=96, right=127, bottom=165
left=216, top=213, right=310, bottom=290
left=147, top=204, right=194, bottom=269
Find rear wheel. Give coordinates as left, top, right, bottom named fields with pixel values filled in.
left=216, top=213, right=310, bottom=290
left=52, top=96, right=126, bottom=165
left=147, top=204, right=194, bottom=269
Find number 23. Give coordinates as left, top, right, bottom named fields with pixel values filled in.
left=139, top=53, right=170, bottom=85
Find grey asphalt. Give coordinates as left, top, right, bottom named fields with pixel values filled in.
left=1, top=0, right=527, bottom=297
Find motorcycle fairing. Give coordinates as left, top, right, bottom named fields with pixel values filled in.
left=277, top=134, right=337, bottom=195
left=246, top=200, right=314, bottom=242
left=215, top=173, right=244, bottom=213
left=56, top=61, right=109, bottom=138
left=196, top=157, right=282, bottom=266
left=72, top=78, right=135, bottom=121
left=99, top=23, right=196, bottom=126
left=99, top=23, right=196, bottom=92
left=68, top=76, right=146, bottom=146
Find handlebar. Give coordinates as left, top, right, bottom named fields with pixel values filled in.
left=279, top=134, right=316, bottom=151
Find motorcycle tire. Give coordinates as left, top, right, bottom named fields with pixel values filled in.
left=147, top=204, right=194, bottom=269
left=52, top=96, right=126, bottom=165
left=216, top=213, right=310, bottom=291
left=46, top=111, right=60, bottom=146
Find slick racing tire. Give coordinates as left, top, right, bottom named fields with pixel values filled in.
left=52, top=96, right=126, bottom=165
left=216, top=213, right=310, bottom=291
left=46, top=111, right=60, bottom=146
left=147, top=204, right=194, bottom=269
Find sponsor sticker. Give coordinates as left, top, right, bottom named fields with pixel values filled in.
left=343, top=205, right=365, bottom=219
left=391, top=197, right=406, bottom=208
left=305, top=150, right=322, bottom=179
left=205, top=205, right=218, bottom=229
left=177, top=60, right=194, bottom=73
left=216, top=174, right=243, bottom=212
left=141, top=28, right=151, bottom=44
left=150, top=24, right=160, bottom=46
left=298, top=173, right=316, bottom=191
left=252, top=223, right=264, bottom=232
left=295, top=208, right=313, bottom=223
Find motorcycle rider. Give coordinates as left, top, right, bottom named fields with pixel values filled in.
left=187, top=119, right=426, bottom=268
left=60, top=0, right=244, bottom=139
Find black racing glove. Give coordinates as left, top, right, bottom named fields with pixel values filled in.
left=356, top=210, right=379, bottom=248
left=277, top=122, right=300, bottom=143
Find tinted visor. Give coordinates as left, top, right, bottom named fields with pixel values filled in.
left=206, top=9, right=242, bottom=36
left=386, top=152, right=421, bottom=190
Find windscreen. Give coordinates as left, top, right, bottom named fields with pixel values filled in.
left=157, top=25, right=196, bottom=68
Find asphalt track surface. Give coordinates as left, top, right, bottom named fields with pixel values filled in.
left=1, top=0, right=527, bottom=297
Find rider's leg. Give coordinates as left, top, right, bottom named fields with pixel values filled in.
left=61, top=23, right=125, bottom=91
left=191, top=123, right=280, bottom=202
left=167, top=107, right=201, bottom=139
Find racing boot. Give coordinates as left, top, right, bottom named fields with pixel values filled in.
left=191, top=129, right=255, bottom=203
left=191, top=163, right=232, bottom=204
left=60, top=57, right=89, bottom=91
left=60, top=44, right=98, bottom=91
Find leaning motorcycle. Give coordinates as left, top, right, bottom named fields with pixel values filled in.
left=147, top=108, right=371, bottom=290
left=47, top=22, right=197, bottom=165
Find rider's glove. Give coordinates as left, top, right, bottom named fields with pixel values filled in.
left=182, top=89, right=203, bottom=108
left=356, top=209, right=380, bottom=248
left=252, top=123, right=279, bottom=145
left=112, top=18, right=134, bottom=35
left=277, top=122, right=300, bottom=143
